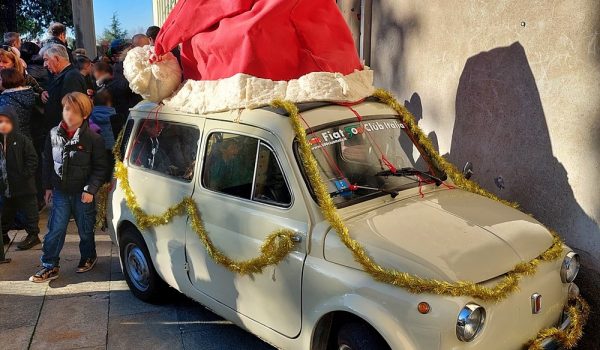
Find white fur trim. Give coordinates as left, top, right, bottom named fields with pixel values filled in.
left=123, top=45, right=182, bottom=102
left=164, top=69, right=375, bottom=114
left=123, top=44, right=375, bottom=113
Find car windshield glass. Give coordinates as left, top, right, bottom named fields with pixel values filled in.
left=300, top=116, right=433, bottom=206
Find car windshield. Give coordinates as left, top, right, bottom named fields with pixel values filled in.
left=299, top=116, right=435, bottom=207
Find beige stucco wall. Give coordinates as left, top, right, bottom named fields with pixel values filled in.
left=370, top=1, right=599, bottom=261
left=369, top=2, right=599, bottom=344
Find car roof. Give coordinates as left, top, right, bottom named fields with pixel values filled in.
left=129, top=98, right=399, bottom=139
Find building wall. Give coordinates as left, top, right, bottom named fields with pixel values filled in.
left=152, top=0, right=179, bottom=26
left=369, top=1, right=599, bottom=345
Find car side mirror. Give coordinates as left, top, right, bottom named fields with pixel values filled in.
left=463, top=162, right=474, bottom=180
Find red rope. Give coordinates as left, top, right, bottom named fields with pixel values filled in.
left=126, top=105, right=163, bottom=163
left=303, top=103, right=455, bottom=197
left=299, top=113, right=356, bottom=190
left=342, top=104, right=397, bottom=174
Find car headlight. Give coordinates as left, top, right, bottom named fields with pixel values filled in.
left=456, top=303, right=486, bottom=342
left=560, top=252, right=580, bottom=283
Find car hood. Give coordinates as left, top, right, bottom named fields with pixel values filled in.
left=324, top=189, right=554, bottom=283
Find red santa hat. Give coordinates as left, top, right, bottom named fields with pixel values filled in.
left=154, top=0, right=363, bottom=81
left=123, top=0, right=375, bottom=113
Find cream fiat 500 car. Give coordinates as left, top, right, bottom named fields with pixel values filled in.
left=107, top=99, right=581, bottom=350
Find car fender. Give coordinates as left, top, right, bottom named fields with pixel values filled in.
left=307, top=293, right=418, bottom=350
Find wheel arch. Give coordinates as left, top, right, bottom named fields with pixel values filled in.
left=308, top=294, right=416, bottom=350
left=115, top=220, right=162, bottom=280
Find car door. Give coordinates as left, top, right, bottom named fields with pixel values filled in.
left=186, top=120, right=309, bottom=337
left=125, top=113, right=204, bottom=286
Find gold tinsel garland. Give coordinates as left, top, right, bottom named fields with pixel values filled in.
left=106, top=93, right=587, bottom=348
left=111, top=124, right=297, bottom=274
left=526, top=295, right=589, bottom=350
left=272, top=91, right=587, bottom=349
left=372, top=89, right=519, bottom=209
left=274, top=98, right=564, bottom=301
left=95, top=182, right=111, bottom=230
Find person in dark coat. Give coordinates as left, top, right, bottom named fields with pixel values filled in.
left=20, top=42, right=50, bottom=90
left=40, top=44, right=86, bottom=134
left=74, top=55, right=95, bottom=96
left=0, top=68, right=36, bottom=139
left=45, top=22, right=75, bottom=64
left=146, top=25, right=181, bottom=65
left=90, top=89, right=116, bottom=181
left=30, top=92, right=107, bottom=283
left=93, top=61, right=140, bottom=137
left=0, top=105, right=40, bottom=250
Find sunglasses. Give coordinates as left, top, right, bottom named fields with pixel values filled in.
left=1, top=45, right=11, bottom=51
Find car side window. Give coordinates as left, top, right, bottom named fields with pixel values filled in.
left=128, top=120, right=199, bottom=182
left=252, top=143, right=292, bottom=206
left=202, top=132, right=292, bottom=207
left=119, top=119, right=135, bottom=162
left=202, top=132, right=258, bottom=199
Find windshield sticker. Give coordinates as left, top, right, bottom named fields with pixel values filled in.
left=310, top=120, right=405, bottom=149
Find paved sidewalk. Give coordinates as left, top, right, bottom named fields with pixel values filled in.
left=0, top=214, right=274, bottom=350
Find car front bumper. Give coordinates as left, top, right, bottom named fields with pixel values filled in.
left=530, top=292, right=589, bottom=350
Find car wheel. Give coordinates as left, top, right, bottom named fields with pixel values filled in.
left=119, top=226, right=168, bottom=303
left=336, top=322, right=389, bottom=350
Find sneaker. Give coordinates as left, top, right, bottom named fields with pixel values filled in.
left=2, top=233, right=9, bottom=245
left=29, top=266, right=59, bottom=283
left=16, top=235, right=41, bottom=250
left=76, top=257, right=98, bottom=273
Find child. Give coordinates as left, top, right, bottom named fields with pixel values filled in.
left=30, top=92, right=107, bottom=282
left=0, top=105, right=40, bottom=250
left=90, top=89, right=116, bottom=180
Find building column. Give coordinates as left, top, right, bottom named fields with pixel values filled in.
left=71, top=0, right=97, bottom=57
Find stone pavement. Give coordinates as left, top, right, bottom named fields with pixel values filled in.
left=0, top=213, right=275, bottom=350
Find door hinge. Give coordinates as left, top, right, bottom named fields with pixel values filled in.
left=184, top=262, right=189, bottom=271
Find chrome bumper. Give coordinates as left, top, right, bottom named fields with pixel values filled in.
left=539, top=313, right=572, bottom=350
left=536, top=283, right=587, bottom=350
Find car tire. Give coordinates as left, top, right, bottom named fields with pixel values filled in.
left=336, top=322, right=389, bottom=350
left=119, top=226, right=168, bottom=303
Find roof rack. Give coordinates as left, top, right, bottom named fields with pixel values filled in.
left=259, top=101, right=335, bottom=116
left=259, top=96, right=380, bottom=116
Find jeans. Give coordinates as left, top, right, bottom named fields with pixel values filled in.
left=1, top=194, right=40, bottom=236
left=41, top=189, right=96, bottom=268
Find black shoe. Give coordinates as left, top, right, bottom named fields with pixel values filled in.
left=76, top=256, right=98, bottom=273
left=29, top=266, right=59, bottom=283
left=16, top=235, right=41, bottom=250
left=2, top=233, right=9, bottom=245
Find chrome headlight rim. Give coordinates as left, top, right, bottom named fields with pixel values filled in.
left=456, top=303, right=486, bottom=342
left=560, top=252, right=580, bottom=283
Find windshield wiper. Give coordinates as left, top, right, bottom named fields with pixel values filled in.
left=375, top=167, right=443, bottom=186
left=330, top=184, right=399, bottom=198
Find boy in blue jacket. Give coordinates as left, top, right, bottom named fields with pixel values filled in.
left=90, top=89, right=116, bottom=180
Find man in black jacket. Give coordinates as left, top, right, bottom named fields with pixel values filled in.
left=93, top=61, right=141, bottom=136
left=45, top=22, right=75, bottom=64
left=0, top=106, right=41, bottom=250
left=40, top=44, right=86, bottom=134
left=30, top=92, right=107, bottom=283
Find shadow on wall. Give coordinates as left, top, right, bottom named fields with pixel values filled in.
left=372, top=1, right=419, bottom=92
left=445, top=42, right=600, bottom=349
left=400, top=93, right=440, bottom=171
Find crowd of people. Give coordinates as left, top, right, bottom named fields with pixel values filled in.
left=0, top=23, right=165, bottom=282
